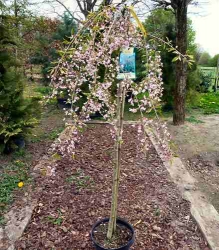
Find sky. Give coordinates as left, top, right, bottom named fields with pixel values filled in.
left=189, top=0, right=219, bottom=56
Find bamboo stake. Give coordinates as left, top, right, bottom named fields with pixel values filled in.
left=107, top=81, right=126, bottom=239
left=113, top=85, right=126, bottom=232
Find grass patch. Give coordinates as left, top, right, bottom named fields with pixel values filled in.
left=47, top=127, right=64, bottom=140
left=124, top=92, right=219, bottom=120
left=13, top=148, right=26, bottom=158
left=29, top=127, right=64, bottom=143
left=66, top=169, right=94, bottom=190
left=47, top=209, right=63, bottom=226
left=24, top=81, right=53, bottom=101
left=0, top=160, right=30, bottom=224
left=185, top=116, right=204, bottom=124
left=24, top=82, right=43, bottom=99
left=197, top=92, right=219, bottom=114
left=34, top=86, right=52, bottom=95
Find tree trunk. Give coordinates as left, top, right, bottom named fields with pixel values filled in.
left=173, top=2, right=188, bottom=125
left=30, top=64, right=33, bottom=81
left=14, top=0, right=19, bottom=71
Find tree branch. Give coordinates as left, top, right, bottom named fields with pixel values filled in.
left=75, top=0, right=88, bottom=17
left=47, top=0, right=82, bottom=23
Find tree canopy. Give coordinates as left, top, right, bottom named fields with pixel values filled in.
left=144, top=8, right=198, bottom=110
left=209, top=54, right=219, bottom=67
left=198, top=51, right=212, bottom=66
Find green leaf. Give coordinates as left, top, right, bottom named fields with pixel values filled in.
left=172, top=56, right=179, bottom=62
left=52, top=153, right=62, bottom=160
left=128, top=6, right=147, bottom=38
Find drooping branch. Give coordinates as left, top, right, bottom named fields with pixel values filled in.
left=50, top=6, right=170, bottom=241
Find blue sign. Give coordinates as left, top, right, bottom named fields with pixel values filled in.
left=117, top=48, right=136, bottom=80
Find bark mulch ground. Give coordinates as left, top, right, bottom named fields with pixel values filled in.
left=15, top=125, right=209, bottom=250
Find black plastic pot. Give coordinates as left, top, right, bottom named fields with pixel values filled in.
left=57, top=98, right=71, bottom=109
left=3, top=137, right=25, bottom=154
left=13, top=137, right=25, bottom=149
left=90, top=111, right=103, bottom=119
left=91, top=218, right=135, bottom=250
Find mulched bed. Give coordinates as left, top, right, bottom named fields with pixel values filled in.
left=187, top=153, right=219, bottom=213
left=15, top=125, right=209, bottom=250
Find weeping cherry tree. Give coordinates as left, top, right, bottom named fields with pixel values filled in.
left=50, top=5, right=171, bottom=240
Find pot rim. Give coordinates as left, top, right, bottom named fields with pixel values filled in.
left=91, top=217, right=135, bottom=250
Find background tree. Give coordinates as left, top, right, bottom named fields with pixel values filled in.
left=43, top=0, right=113, bottom=21
left=30, top=13, right=77, bottom=82
left=75, top=0, right=99, bottom=18
left=194, top=44, right=203, bottom=62
left=0, top=21, right=40, bottom=153
left=144, top=8, right=199, bottom=110
left=22, top=16, right=60, bottom=79
left=0, top=0, right=53, bottom=76
left=198, top=51, right=211, bottom=66
left=151, top=0, right=193, bottom=125
left=144, top=9, right=175, bottom=109
left=209, top=54, right=219, bottom=67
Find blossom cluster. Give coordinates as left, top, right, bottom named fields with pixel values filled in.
left=50, top=6, right=171, bottom=159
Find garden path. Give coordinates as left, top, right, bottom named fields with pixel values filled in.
left=167, top=114, right=219, bottom=212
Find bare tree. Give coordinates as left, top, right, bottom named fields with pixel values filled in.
left=75, top=0, right=98, bottom=18
left=53, top=0, right=82, bottom=21
left=74, top=0, right=114, bottom=18
left=42, top=0, right=114, bottom=21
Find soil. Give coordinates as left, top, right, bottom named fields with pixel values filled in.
left=167, top=114, right=219, bottom=212
left=93, top=222, right=132, bottom=249
left=15, top=125, right=209, bottom=250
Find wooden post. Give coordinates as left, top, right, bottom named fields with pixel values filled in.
left=215, top=58, right=219, bottom=91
